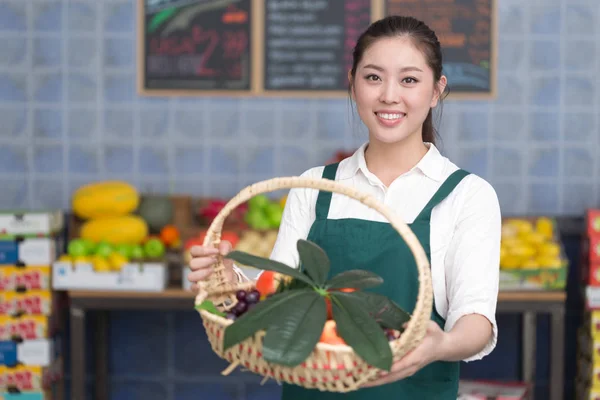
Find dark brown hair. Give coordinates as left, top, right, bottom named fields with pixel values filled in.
left=349, top=16, right=447, bottom=144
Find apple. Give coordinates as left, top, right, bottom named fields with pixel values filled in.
left=130, top=245, right=144, bottom=260
left=265, top=203, right=283, bottom=227
left=68, top=239, right=88, bottom=257
left=115, top=244, right=132, bottom=258
left=245, top=209, right=271, bottom=231
left=248, top=194, right=270, bottom=211
left=144, top=238, right=165, bottom=259
left=95, top=241, right=113, bottom=258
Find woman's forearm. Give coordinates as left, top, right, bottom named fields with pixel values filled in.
left=437, top=314, right=493, bottom=362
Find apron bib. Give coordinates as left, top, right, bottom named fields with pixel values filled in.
left=281, top=163, right=469, bottom=400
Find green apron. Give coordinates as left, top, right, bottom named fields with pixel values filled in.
left=281, top=162, right=470, bottom=400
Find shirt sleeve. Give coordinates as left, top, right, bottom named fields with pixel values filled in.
left=443, top=175, right=501, bottom=362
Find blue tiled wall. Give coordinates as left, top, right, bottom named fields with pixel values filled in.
left=0, top=0, right=598, bottom=399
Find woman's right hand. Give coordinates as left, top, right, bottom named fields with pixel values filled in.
left=188, top=240, right=236, bottom=291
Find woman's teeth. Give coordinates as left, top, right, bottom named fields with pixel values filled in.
left=376, top=112, right=404, bottom=120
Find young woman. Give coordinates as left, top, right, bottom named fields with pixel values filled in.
left=188, top=15, right=501, bottom=400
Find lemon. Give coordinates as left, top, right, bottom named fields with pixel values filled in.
left=92, top=255, right=112, bottom=272
left=524, top=232, right=546, bottom=246
left=501, top=224, right=518, bottom=238
left=538, top=242, right=560, bottom=257
left=108, top=253, right=128, bottom=271
left=509, top=245, right=536, bottom=259
left=73, top=256, right=91, bottom=264
left=521, top=258, right=539, bottom=270
left=536, top=217, right=554, bottom=239
left=500, top=255, right=521, bottom=269
left=58, top=254, right=72, bottom=263
left=536, top=255, right=562, bottom=269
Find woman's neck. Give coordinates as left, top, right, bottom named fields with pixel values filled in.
left=364, top=136, right=429, bottom=187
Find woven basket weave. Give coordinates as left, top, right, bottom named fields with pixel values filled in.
left=195, top=176, right=433, bottom=392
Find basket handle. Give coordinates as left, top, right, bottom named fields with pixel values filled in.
left=197, top=176, right=433, bottom=347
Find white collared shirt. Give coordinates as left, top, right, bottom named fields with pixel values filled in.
left=237, top=142, right=501, bottom=362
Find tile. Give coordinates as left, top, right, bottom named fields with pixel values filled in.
left=565, top=77, right=595, bottom=107
left=0, top=36, right=26, bottom=67
left=529, top=3, right=561, bottom=35
left=140, top=108, right=169, bottom=138
left=457, top=147, right=488, bottom=178
left=33, top=73, right=63, bottom=103
left=104, top=1, right=135, bottom=33
left=174, top=382, right=239, bottom=400
left=564, top=148, right=593, bottom=178
left=172, top=179, right=205, bottom=197
left=206, top=178, right=244, bottom=198
left=498, top=1, right=524, bottom=34
left=563, top=112, right=595, bottom=142
left=174, top=109, right=206, bottom=139
left=566, top=4, right=597, bottom=35
left=527, top=183, right=559, bottom=214
left=33, top=145, right=63, bottom=174
left=530, top=112, right=559, bottom=141
left=316, top=109, right=349, bottom=140
left=108, top=311, right=168, bottom=376
left=104, top=108, right=134, bottom=139
left=531, top=41, right=560, bottom=71
left=104, top=38, right=134, bottom=68
left=68, top=37, right=98, bottom=68
left=0, top=145, right=28, bottom=173
left=137, top=179, right=171, bottom=194
left=0, top=2, right=27, bottom=31
left=0, top=180, right=28, bottom=209
left=278, top=147, right=310, bottom=176
left=104, top=73, right=135, bottom=103
left=139, top=146, right=169, bottom=176
left=69, top=145, right=99, bottom=174
left=492, top=112, right=525, bottom=142
left=68, top=2, right=97, bottom=32
left=34, top=37, right=61, bottom=68
left=279, top=106, right=313, bottom=139
left=110, top=382, right=168, bottom=400
left=458, top=112, right=489, bottom=142
left=490, top=182, right=523, bottom=216
left=32, top=2, right=63, bottom=32
left=496, top=75, right=524, bottom=106
left=245, top=383, right=283, bottom=400
left=530, top=77, right=560, bottom=107
left=565, top=41, right=596, bottom=71
left=31, top=179, right=64, bottom=210
left=208, top=108, right=242, bottom=139
left=68, top=108, right=97, bottom=139
left=492, top=148, right=522, bottom=178
left=245, top=108, right=277, bottom=139
left=498, top=40, right=524, bottom=72
left=0, top=73, right=27, bottom=102
left=173, top=146, right=204, bottom=175
left=245, top=146, right=275, bottom=175
left=0, top=106, right=27, bottom=138
left=208, top=146, right=242, bottom=176
left=68, top=73, right=98, bottom=103
left=33, top=108, right=62, bottom=139
left=103, top=145, right=133, bottom=174
left=528, top=148, right=559, bottom=178
left=561, top=183, right=595, bottom=215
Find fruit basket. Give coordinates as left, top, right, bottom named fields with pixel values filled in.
left=194, top=176, right=433, bottom=392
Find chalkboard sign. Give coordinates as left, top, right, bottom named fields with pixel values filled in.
left=262, top=0, right=373, bottom=93
left=385, top=0, right=497, bottom=98
left=138, top=0, right=253, bottom=94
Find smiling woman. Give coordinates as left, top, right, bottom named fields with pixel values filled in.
left=188, top=15, right=501, bottom=400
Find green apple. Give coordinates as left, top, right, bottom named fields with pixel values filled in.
left=95, top=241, right=113, bottom=258
left=265, top=203, right=283, bottom=227
left=130, top=245, right=144, bottom=260
left=68, top=239, right=88, bottom=257
left=248, top=194, right=270, bottom=211
left=144, top=238, right=165, bottom=259
left=115, top=244, right=132, bottom=258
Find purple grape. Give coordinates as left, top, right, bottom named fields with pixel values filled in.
left=233, top=301, right=248, bottom=316
left=225, top=312, right=237, bottom=321
left=245, top=291, right=260, bottom=304
left=236, top=290, right=247, bottom=301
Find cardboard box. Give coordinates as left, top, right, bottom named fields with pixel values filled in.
left=587, top=210, right=600, bottom=238
left=0, top=239, right=60, bottom=267
left=0, top=358, right=61, bottom=393
left=0, top=211, right=63, bottom=238
left=0, top=339, right=54, bottom=368
left=0, top=268, right=51, bottom=292
left=52, top=262, right=167, bottom=292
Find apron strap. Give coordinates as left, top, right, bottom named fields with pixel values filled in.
left=414, top=169, right=470, bottom=222
left=315, top=162, right=339, bottom=220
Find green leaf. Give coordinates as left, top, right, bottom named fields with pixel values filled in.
left=330, top=292, right=393, bottom=371
left=195, top=300, right=226, bottom=317
left=223, top=289, right=315, bottom=350
left=262, top=291, right=327, bottom=367
left=326, top=269, right=383, bottom=290
left=297, top=239, right=330, bottom=285
left=342, top=291, right=411, bottom=331
left=147, top=8, right=177, bottom=33
left=226, top=250, right=315, bottom=286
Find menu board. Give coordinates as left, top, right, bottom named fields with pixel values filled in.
left=385, top=0, right=496, bottom=97
left=139, top=0, right=253, bottom=93
left=262, top=0, right=372, bottom=92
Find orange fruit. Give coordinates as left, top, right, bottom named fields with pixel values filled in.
left=160, top=225, right=180, bottom=246
left=319, top=320, right=346, bottom=345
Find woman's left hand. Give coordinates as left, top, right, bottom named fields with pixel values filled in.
left=361, top=320, right=448, bottom=388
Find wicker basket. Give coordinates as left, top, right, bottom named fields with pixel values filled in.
left=195, top=176, right=433, bottom=392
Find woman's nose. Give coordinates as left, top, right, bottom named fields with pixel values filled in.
left=379, top=81, right=402, bottom=104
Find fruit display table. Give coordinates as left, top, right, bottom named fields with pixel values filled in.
left=65, top=288, right=566, bottom=400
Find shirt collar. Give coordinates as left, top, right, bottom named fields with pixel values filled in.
left=338, top=141, right=446, bottom=182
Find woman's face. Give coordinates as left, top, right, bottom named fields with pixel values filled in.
left=351, top=36, right=445, bottom=145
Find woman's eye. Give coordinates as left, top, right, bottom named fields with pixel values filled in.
left=403, top=77, right=418, bottom=84
left=365, top=74, right=380, bottom=81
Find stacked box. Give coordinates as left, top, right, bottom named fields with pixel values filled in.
left=576, top=310, right=600, bottom=400
left=0, top=211, right=64, bottom=399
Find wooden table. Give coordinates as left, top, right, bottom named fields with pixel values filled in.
left=68, top=289, right=566, bottom=400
